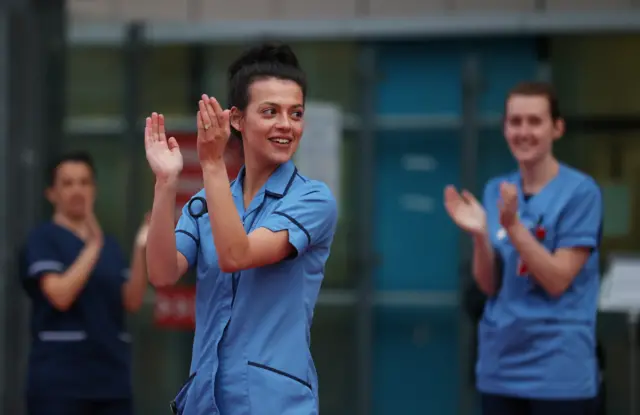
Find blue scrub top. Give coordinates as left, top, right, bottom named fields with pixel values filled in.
left=476, top=163, right=603, bottom=400
left=172, top=160, right=338, bottom=415
left=21, top=222, right=132, bottom=399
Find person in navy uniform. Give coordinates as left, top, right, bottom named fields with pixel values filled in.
left=21, top=152, right=150, bottom=415
left=445, top=82, right=603, bottom=415
left=144, top=43, right=338, bottom=415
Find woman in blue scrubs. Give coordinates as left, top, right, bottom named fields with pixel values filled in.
left=445, top=82, right=602, bottom=415
left=22, top=152, right=150, bottom=415
left=144, top=43, right=338, bottom=415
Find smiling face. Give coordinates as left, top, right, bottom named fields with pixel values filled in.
left=230, top=77, right=304, bottom=167
left=504, top=94, right=564, bottom=165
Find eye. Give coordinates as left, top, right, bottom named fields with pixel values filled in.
left=292, top=110, right=304, bottom=119
left=261, top=108, right=276, bottom=116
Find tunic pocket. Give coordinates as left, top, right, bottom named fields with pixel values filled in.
left=247, top=361, right=317, bottom=415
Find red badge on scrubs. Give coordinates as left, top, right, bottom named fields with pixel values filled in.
left=517, top=218, right=546, bottom=277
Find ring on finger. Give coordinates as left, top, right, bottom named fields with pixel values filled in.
left=204, top=124, right=211, bottom=131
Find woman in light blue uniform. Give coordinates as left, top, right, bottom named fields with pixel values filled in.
left=144, top=43, right=338, bottom=415
left=445, top=82, right=602, bottom=415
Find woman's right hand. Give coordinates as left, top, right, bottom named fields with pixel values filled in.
left=444, top=185, right=487, bottom=235
left=145, top=112, right=183, bottom=183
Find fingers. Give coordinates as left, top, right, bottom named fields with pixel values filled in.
left=146, top=113, right=169, bottom=145
left=199, top=98, right=215, bottom=132
left=208, top=96, right=226, bottom=128
left=158, top=114, right=167, bottom=142
left=201, top=94, right=220, bottom=128
left=144, top=117, right=152, bottom=148
left=167, top=137, right=180, bottom=151
left=151, top=112, right=159, bottom=138
left=196, top=110, right=204, bottom=132
left=461, top=190, right=480, bottom=206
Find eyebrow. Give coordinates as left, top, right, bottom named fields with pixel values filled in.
left=261, top=101, right=304, bottom=109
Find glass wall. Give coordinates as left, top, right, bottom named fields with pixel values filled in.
left=551, top=34, right=640, bottom=415
left=60, top=31, right=640, bottom=415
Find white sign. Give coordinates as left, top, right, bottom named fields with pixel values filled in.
left=599, top=256, right=640, bottom=314
left=296, top=101, right=343, bottom=212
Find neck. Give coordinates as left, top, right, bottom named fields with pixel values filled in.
left=242, top=157, right=278, bottom=205
left=53, top=212, right=88, bottom=238
left=520, top=155, right=559, bottom=194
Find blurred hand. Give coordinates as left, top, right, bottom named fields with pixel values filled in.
left=197, top=95, right=231, bottom=166
left=85, top=208, right=103, bottom=249
left=498, top=182, right=519, bottom=229
left=145, top=113, right=183, bottom=182
left=135, top=212, right=150, bottom=248
left=444, top=185, right=487, bottom=235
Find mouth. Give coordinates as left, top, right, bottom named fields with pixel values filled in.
left=268, top=137, right=293, bottom=146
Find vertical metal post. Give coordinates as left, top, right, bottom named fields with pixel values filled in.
left=458, top=54, right=482, bottom=415
left=0, top=1, right=65, bottom=414
left=355, top=42, right=377, bottom=415
left=123, top=22, right=144, bottom=247
left=0, top=8, right=9, bottom=413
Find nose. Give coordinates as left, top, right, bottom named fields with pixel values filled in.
left=275, top=114, right=292, bottom=130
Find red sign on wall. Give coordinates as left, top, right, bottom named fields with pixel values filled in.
left=154, top=286, right=196, bottom=330
left=154, top=133, right=243, bottom=331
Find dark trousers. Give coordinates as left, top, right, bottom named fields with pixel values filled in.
left=481, top=393, right=598, bottom=415
left=27, top=397, right=133, bottom=415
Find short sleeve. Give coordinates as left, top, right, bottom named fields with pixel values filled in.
left=556, top=180, right=603, bottom=250
left=23, top=229, right=63, bottom=280
left=175, top=198, right=201, bottom=268
left=261, top=182, right=338, bottom=256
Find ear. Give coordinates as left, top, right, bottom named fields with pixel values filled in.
left=44, top=187, right=55, bottom=204
left=230, top=107, right=243, bottom=133
left=553, top=118, right=565, bottom=140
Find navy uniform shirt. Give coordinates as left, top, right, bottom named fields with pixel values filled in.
left=21, top=222, right=132, bottom=399
left=477, top=164, right=602, bottom=399
left=171, top=160, right=338, bottom=415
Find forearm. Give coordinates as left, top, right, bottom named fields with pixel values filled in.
left=202, top=161, right=248, bottom=272
left=472, top=232, right=497, bottom=296
left=123, top=245, right=148, bottom=312
left=147, top=179, right=181, bottom=286
left=506, top=221, right=565, bottom=296
left=42, top=243, right=101, bottom=311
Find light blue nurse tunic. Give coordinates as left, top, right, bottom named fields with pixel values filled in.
left=477, top=163, right=602, bottom=400
left=170, top=160, right=338, bottom=415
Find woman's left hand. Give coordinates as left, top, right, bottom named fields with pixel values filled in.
left=197, top=94, right=231, bottom=166
left=499, top=182, right=519, bottom=229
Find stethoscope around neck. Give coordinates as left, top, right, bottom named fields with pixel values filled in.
left=187, top=197, right=208, bottom=218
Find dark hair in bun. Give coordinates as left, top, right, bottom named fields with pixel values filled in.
left=227, top=42, right=307, bottom=140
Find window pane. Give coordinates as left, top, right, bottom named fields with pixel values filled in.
left=141, top=45, right=191, bottom=117
left=558, top=131, right=640, bottom=253
left=67, top=47, right=124, bottom=117
left=551, top=35, right=640, bottom=116
left=130, top=301, right=194, bottom=415
left=311, top=305, right=358, bottom=414
left=205, top=42, right=358, bottom=112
